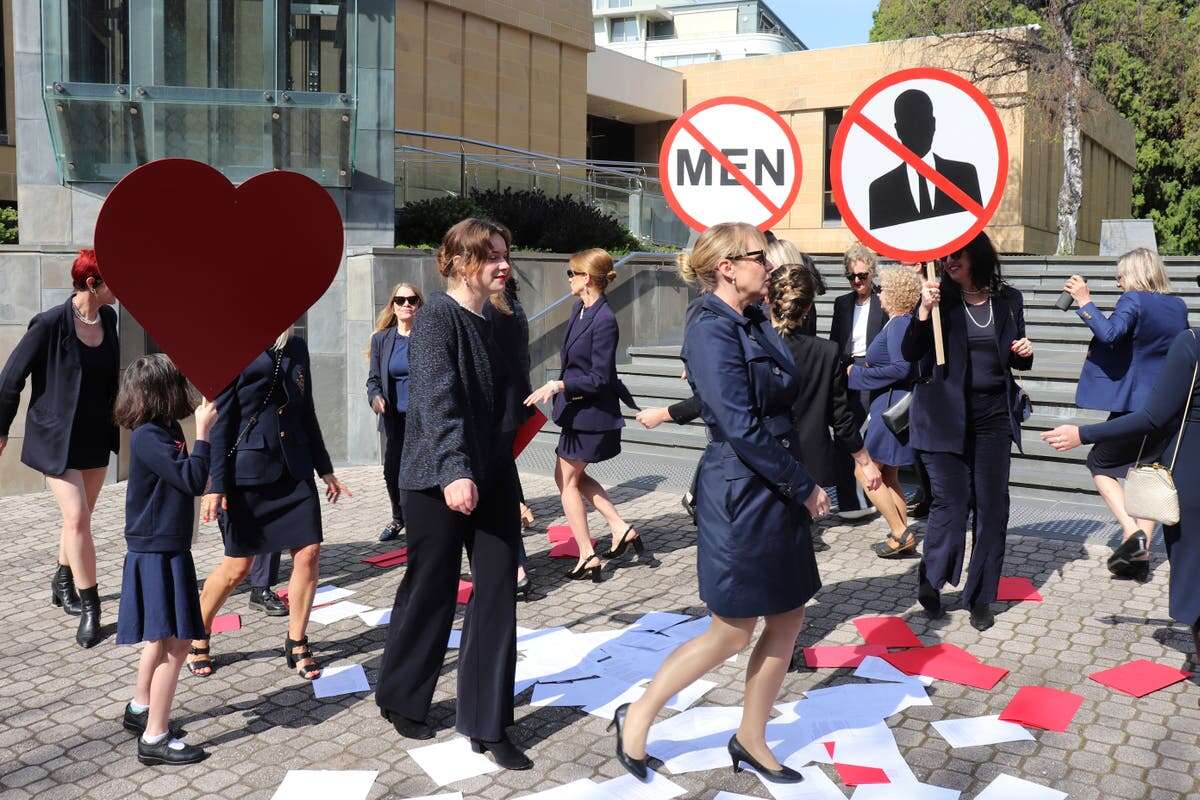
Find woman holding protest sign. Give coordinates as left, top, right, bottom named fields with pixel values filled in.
left=901, top=231, right=1033, bottom=632
left=0, top=249, right=119, bottom=648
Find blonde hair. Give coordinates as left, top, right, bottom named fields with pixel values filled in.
left=877, top=267, right=924, bottom=317
left=1116, top=247, right=1172, bottom=294
left=570, top=248, right=618, bottom=293
left=843, top=242, right=878, bottom=275
left=768, top=263, right=817, bottom=337
left=765, top=238, right=805, bottom=269
left=364, top=282, right=426, bottom=357
left=678, top=222, right=765, bottom=292
left=272, top=327, right=292, bottom=351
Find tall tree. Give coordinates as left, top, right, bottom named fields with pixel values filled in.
left=871, top=0, right=1200, bottom=255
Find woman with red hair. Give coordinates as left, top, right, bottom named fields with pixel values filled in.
left=0, top=249, right=120, bottom=647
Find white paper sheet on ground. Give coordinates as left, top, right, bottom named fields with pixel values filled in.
left=851, top=782, right=960, bottom=800
left=447, top=629, right=462, bottom=649
left=312, top=663, right=371, bottom=699
left=593, top=642, right=675, bottom=684
left=515, top=628, right=609, bottom=686
left=778, top=720, right=915, bottom=785
left=756, top=765, right=847, bottom=800
left=645, top=706, right=746, bottom=773
left=803, top=682, right=931, bottom=719
left=270, top=770, right=377, bottom=800
left=931, top=715, right=1034, bottom=749
left=631, top=611, right=695, bottom=633
left=407, top=736, right=502, bottom=786
left=591, top=770, right=687, bottom=799
left=583, top=678, right=718, bottom=719
left=974, top=775, right=1068, bottom=800
left=515, top=779, right=603, bottom=799
left=310, top=585, right=355, bottom=606
left=853, top=656, right=934, bottom=686
left=357, top=607, right=391, bottom=627
left=309, top=601, right=373, bottom=625
left=768, top=705, right=892, bottom=767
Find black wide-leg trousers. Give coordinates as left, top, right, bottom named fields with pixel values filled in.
left=375, top=464, right=520, bottom=741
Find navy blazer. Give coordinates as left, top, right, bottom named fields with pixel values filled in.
left=901, top=284, right=1033, bottom=454
left=1075, top=291, right=1189, bottom=412
left=366, top=326, right=406, bottom=432
left=0, top=298, right=120, bottom=476
left=124, top=421, right=210, bottom=553
left=551, top=294, right=637, bottom=431
left=208, top=336, right=333, bottom=494
left=828, top=291, right=887, bottom=362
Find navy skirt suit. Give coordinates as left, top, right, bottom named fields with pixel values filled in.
left=551, top=295, right=637, bottom=463
left=683, top=294, right=819, bottom=619
left=848, top=314, right=915, bottom=467
left=1073, top=291, right=1189, bottom=478
left=209, top=336, right=333, bottom=558
left=1080, top=330, right=1200, bottom=627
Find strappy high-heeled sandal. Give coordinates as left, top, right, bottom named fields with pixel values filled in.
left=186, top=643, right=214, bottom=677
left=872, top=525, right=918, bottom=559
left=606, top=525, right=645, bottom=558
left=284, top=636, right=322, bottom=680
left=568, top=554, right=604, bottom=583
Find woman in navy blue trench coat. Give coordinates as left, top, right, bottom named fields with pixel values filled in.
left=608, top=222, right=829, bottom=786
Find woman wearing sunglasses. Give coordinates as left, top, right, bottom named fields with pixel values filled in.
left=367, top=283, right=426, bottom=542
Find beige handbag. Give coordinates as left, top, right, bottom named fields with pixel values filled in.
left=1124, top=332, right=1198, bottom=526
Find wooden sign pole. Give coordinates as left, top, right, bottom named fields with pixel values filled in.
left=927, top=262, right=945, bottom=366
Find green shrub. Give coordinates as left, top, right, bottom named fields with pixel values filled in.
left=395, top=188, right=640, bottom=254
left=0, top=205, right=17, bottom=245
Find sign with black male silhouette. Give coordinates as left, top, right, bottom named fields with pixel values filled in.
left=830, top=68, right=1007, bottom=262
left=659, top=96, right=803, bottom=233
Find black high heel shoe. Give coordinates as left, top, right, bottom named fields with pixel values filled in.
left=50, top=564, right=81, bottom=616
left=516, top=573, right=532, bottom=601
left=380, top=708, right=433, bottom=740
left=1108, top=532, right=1149, bottom=574
left=470, top=735, right=533, bottom=770
left=607, top=525, right=645, bottom=558
left=284, top=636, right=322, bottom=680
left=568, top=554, right=604, bottom=582
left=727, top=735, right=804, bottom=783
left=609, top=703, right=649, bottom=780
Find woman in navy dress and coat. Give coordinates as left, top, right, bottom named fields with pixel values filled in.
left=525, top=249, right=640, bottom=581
left=190, top=330, right=352, bottom=680
left=848, top=267, right=924, bottom=558
left=1045, top=327, right=1200, bottom=664
left=1061, top=248, right=1189, bottom=580
left=610, top=222, right=829, bottom=785
left=0, top=249, right=118, bottom=648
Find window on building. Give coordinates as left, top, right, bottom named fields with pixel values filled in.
left=609, top=16, right=639, bottom=42
left=759, top=11, right=783, bottom=36
left=648, top=19, right=675, bottom=40
left=656, top=53, right=720, bottom=67
left=823, top=108, right=844, bottom=223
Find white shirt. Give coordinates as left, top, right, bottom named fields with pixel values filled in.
left=849, top=300, right=870, bottom=357
left=906, top=152, right=938, bottom=211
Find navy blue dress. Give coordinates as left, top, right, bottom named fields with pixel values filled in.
left=684, top=294, right=819, bottom=618
left=1081, top=329, right=1200, bottom=627
left=848, top=314, right=915, bottom=467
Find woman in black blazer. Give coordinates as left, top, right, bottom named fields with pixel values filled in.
left=376, top=218, right=531, bottom=771
left=366, top=281, right=424, bottom=542
left=190, top=331, right=351, bottom=680
left=901, top=231, right=1034, bottom=631
left=0, top=250, right=118, bottom=648
left=525, top=249, right=640, bottom=581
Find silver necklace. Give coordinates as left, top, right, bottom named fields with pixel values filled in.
left=963, top=297, right=993, bottom=329
left=72, top=303, right=99, bottom=325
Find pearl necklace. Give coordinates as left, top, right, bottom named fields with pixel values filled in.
left=72, top=303, right=99, bottom=325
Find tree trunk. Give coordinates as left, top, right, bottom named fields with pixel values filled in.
left=1056, top=53, right=1084, bottom=255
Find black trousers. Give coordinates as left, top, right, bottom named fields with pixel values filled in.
left=917, top=391, right=1012, bottom=606
left=250, top=551, right=280, bottom=589
left=382, top=411, right=407, bottom=525
left=833, top=356, right=870, bottom=511
left=375, top=464, right=520, bottom=740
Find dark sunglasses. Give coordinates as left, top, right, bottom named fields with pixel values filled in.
left=393, top=295, right=420, bottom=306
left=728, top=250, right=768, bottom=267
left=566, top=268, right=588, bottom=279
left=846, top=271, right=871, bottom=282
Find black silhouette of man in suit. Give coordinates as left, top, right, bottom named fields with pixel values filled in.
left=868, top=89, right=982, bottom=230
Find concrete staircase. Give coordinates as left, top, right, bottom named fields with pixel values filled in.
left=530, top=258, right=1200, bottom=510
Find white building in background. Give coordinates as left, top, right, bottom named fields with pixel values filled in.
left=593, top=0, right=805, bottom=67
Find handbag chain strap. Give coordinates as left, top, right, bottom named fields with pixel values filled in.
left=226, top=347, right=284, bottom=459
left=1133, top=330, right=1198, bottom=473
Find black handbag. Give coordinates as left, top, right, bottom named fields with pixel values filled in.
left=881, top=389, right=911, bottom=440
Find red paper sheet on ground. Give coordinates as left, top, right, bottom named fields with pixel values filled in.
left=547, top=525, right=573, bottom=544
left=882, top=644, right=1009, bottom=690
left=1089, top=659, right=1191, bottom=697
left=457, top=580, right=474, bottom=604
left=548, top=538, right=597, bottom=559
left=853, top=616, right=924, bottom=648
left=212, top=613, right=241, bottom=634
left=513, top=409, right=547, bottom=458
left=834, top=763, right=890, bottom=786
left=803, top=645, right=889, bottom=669
left=363, top=548, right=408, bottom=566
left=999, top=686, right=1084, bottom=732
left=996, top=576, right=1043, bottom=602
left=823, top=741, right=836, bottom=757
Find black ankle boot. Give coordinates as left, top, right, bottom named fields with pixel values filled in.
left=51, top=564, right=82, bottom=616
left=918, top=579, right=943, bottom=619
left=76, top=585, right=101, bottom=648
left=470, top=735, right=533, bottom=771
left=970, top=602, right=995, bottom=632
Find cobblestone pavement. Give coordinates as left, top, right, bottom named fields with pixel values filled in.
left=1, top=465, right=1198, bottom=800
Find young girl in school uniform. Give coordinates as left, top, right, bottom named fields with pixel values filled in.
left=113, top=354, right=216, bottom=766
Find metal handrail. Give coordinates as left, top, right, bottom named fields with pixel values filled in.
left=526, top=251, right=670, bottom=325
left=396, top=145, right=644, bottom=196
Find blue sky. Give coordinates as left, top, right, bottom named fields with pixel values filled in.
left=770, top=0, right=879, bottom=49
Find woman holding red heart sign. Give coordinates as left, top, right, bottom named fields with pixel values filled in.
left=0, top=249, right=119, bottom=649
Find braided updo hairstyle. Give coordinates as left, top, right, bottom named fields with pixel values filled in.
left=767, top=263, right=818, bottom=337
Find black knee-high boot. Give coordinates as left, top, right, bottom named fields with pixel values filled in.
left=76, top=585, right=101, bottom=648
left=51, top=564, right=82, bottom=616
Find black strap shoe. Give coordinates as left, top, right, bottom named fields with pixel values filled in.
left=248, top=587, right=288, bottom=616
left=470, top=735, right=533, bottom=771
left=51, top=564, right=82, bottom=616
left=378, top=521, right=404, bottom=542
left=123, top=704, right=186, bottom=739
left=137, top=735, right=208, bottom=766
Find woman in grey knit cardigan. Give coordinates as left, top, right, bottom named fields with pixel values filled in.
left=374, top=218, right=532, bottom=771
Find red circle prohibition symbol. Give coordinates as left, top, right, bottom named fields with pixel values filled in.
left=830, top=67, right=1008, bottom=263
left=658, top=96, right=803, bottom=233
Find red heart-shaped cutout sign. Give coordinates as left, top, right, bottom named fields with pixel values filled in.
left=94, top=159, right=343, bottom=398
